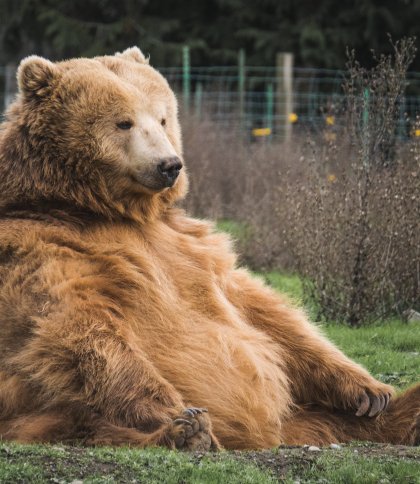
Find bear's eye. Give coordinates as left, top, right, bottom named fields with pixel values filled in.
left=161, top=118, right=166, bottom=127
left=116, top=121, right=133, bottom=130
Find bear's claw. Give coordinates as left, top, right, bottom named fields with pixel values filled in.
left=168, top=407, right=218, bottom=451
left=183, top=407, right=207, bottom=417
left=355, top=390, right=393, bottom=417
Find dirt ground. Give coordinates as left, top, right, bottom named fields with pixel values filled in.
left=224, top=444, right=420, bottom=480
left=1, top=442, right=419, bottom=483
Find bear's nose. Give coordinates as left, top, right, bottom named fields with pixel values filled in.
left=157, top=157, right=183, bottom=185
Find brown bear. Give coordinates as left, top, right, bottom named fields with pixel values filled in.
left=0, top=47, right=418, bottom=450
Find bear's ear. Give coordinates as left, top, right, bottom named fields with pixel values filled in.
left=17, top=55, right=58, bottom=98
left=115, top=46, right=149, bottom=65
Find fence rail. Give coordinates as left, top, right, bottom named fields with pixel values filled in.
left=159, top=66, right=420, bottom=139
left=2, top=64, right=420, bottom=140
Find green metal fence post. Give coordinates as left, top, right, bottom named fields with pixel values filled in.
left=265, top=83, right=274, bottom=136
left=182, top=46, right=190, bottom=111
left=363, top=88, right=369, bottom=128
left=238, top=49, right=245, bottom=129
left=362, top=87, right=370, bottom=167
left=195, top=81, right=203, bottom=118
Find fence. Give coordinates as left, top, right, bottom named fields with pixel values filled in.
left=161, top=65, right=347, bottom=133
left=160, top=64, right=420, bottom=140
left=0, top=66, right=4, bottom=112
left=2, top=62, right=420, bottom=140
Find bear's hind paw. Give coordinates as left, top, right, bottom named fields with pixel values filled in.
left=167, top=407, right=220, bottom=451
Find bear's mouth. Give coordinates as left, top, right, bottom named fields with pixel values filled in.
left=129, top=171, right=177, bottom=193
left=128, top=159, right=182, bottom=193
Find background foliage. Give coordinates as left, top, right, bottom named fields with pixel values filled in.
left=1, top=0, right=420, bottom=69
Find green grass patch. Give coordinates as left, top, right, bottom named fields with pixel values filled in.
left=0, top=443, right=275, bottom=484
left=284, top=446, right=420, bottom=484
left=324, top=320, right=420, bottom=390
left=1, top=443, right=418, bottom=484
left=216, top=219, right=251, bottom=243
left=259, top=271, right=304, bottom=303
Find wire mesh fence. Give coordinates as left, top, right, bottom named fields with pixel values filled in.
left=2, top=64, right=420, bottom=140
left=161, top=66, right=346, bottom=126
left=0, top=66, right=5, bottom=113
left=160, top=66, right=420, bottom=140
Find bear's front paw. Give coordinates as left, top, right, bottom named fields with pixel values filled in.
left=167, top=407, right=220, bottom=451
left=351, top=381, right=394, bottom=417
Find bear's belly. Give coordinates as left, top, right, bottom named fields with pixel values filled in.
left=137, top=312, right=291, bottom=449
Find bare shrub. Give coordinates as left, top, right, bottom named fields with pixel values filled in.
left=345, top=37, right=417, bottom=168
left=283, top=137, right=419, bottom=324
left=182, top=117, right=300, bottom=269
left=284, top=38, right=419, bottom=325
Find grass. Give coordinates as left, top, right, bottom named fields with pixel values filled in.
left=325, top=321, right=420, bottom=390
left=0, top=442, right=418, bottom=483
left=0, top=443, right=275, bottom=484
left=217, top=218, right=252, bottom=243
left=283, top=446, right=420, bottom=484
left=260, top=271, right=303, bottom=303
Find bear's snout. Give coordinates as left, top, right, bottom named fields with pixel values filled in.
left=157, top=157, right=183, bottom=187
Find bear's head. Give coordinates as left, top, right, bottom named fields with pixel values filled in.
left=0, top=47, right=187, bottom=222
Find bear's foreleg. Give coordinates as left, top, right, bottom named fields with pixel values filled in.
left=226, top=269, right=393, bottom=417
left=281, top=383, right=420, bottom=446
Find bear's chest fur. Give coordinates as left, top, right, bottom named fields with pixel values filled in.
left=84, top=218, right=290, bottom=436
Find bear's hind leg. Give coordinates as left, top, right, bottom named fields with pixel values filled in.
left=85, top=408, right=220, bottom=451
left=86, top=407, right=221, bottom=450
left=0, top=407, right=221, bottom=451
left=0, top=411, right=84, bottom=444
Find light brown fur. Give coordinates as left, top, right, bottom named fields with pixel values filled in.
left=0, top=48, right=418, bottom=450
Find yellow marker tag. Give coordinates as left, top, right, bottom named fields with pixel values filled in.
left=414, top=129, right=420, bottom=137
left=252, top=127, right=271, bottom=137
left=327, top=174, right=337, bottom=183
left=326, top=116, right=335, bottom=126
left=288, top=113, right=298, bottom=123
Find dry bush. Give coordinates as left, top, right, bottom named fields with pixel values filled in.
left=283, top=38, right=419, bottom=325
left=283, top=138, right=419, bottom=325
left=182, top=118, right=300, bottom=269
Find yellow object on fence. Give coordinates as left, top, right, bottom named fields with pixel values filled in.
left=288, top=112, right=298, bottom=123
left=252, top=127, right=272, bottom=137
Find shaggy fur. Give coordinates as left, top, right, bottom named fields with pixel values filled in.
left=0, top=48, right=418, bottom=450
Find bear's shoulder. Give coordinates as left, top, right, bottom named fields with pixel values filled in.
left=0, top=217, right=90, bottom=259
left=164, top=209, right=238, bottom=275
